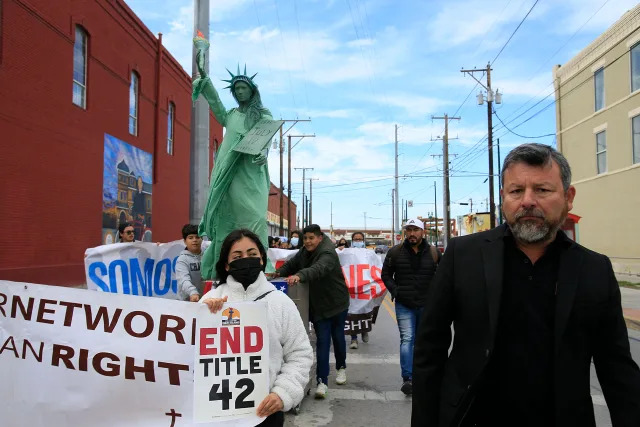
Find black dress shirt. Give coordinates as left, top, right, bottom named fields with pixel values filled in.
left=468, top=230, right=571, bottom=427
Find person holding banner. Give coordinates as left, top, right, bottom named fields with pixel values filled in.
left=201, top=229, right=313, bottom=426
left=117, top=222, right=135, bottom=243
left=289, top=231, right=302, bottom=250
left=349, top=231, right=370, bottom=350
left=176, top=224, right=204, bottom=301
left=275, top=224, right=351, bottom=399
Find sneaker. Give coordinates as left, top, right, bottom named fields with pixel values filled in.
left=349, top=340, right=358, bottom=349
left=335, top=368, right=347, bottom=385
left=315, top=382, right=328, bottom=399
left=401, top=380, right=413, bottom=395
left=361, top=331, right=369, bottom=343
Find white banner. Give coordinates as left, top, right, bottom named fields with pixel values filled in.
left=194, top=302, right=270, bottom=422
left=0, top=281, right=265, bottom=427
left=84, top=241, right=185, bottom=299
left=267, top=247, right=387, bottom=333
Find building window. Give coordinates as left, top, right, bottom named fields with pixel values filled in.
left=72, top=26, right=88, bottom=108
left=632, top=43, right=640, bottom=93
left=594, top=67, right=604, bottom=111
left=129, top=72, right=139, bottom=135
left=633, top=115, right=640, bottom=165
left=167, top=102, right=175, bottom=155
left=596, top=131, right=607, bottom=174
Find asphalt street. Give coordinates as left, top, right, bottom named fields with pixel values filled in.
left=284, top=295, right=640, bottom=427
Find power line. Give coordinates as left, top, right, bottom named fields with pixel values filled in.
left=491, top=0, right=539, bottom=65
left=494, top=109, right=555, bottom=139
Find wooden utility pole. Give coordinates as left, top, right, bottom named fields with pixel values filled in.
left=461, top=63, right=500, bottom=228
left=309, top=178, right=319, bottom=225
left=431, top=114, right=460, bottom=247
left=295, top=167, right=313, bottom=228
left=277, top=119, right=311, bottom=235
left=287, top=134, right=315, bottom=234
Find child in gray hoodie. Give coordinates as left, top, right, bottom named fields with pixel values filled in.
left=176, top=224, right=203, bottom=301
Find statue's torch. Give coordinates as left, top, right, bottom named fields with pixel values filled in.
left=192, top=30, right=210, bottom=102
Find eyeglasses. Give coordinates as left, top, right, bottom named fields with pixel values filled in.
left=124, top=230, right=135, bottom=235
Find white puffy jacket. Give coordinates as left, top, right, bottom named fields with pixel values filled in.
left=200, top=272, right=313, bottom=411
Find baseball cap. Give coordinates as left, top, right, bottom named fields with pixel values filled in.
left=404, top=218, right=424, bottom=230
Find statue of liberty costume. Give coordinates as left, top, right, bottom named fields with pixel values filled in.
left=192, top=34, right=272, bottom=279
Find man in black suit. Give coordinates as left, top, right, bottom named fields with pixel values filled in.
left=412, top=143, right=640, bottom=427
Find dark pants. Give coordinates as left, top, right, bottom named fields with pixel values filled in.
left=312, top=309, right=348, bottom=384
left=257, top=411, right=284, bottom=426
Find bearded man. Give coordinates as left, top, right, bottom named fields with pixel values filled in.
left=411, top=143, right=640, bottom=427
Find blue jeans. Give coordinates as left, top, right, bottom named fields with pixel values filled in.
left=395, top=302, right=423, bottom=381
left=312, top=309, right=348, bottom=385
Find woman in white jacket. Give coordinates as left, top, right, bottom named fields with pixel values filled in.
left=201, top=229, right=313, bottom=426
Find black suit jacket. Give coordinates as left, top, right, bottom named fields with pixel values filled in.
left=412, top=224, right=640, bottom=427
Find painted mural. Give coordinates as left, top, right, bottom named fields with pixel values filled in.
left=102, top=134, right=153, bottom=244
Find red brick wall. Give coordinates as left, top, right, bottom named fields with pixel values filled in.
left=0, top=0, right=222, bottom=285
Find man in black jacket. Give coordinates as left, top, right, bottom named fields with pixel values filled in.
left=382, top=218, right=439, bottom=395
left=276, top=224, right=350, bottom=399
left=412, top=143, right=640, bottom=427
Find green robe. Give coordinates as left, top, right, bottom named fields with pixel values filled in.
left=197, top=82, right=271, bottom=279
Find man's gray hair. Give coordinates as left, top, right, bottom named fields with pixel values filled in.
left=501, top=143, right=572, bottom=191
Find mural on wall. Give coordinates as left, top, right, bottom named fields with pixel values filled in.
left=102, top=134, right=153, bottom=244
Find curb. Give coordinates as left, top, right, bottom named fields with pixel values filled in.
left=624, top=316, right=640, bottom=332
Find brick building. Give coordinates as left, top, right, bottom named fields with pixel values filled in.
left=0, top=0, right=222, bottom=285
left=267, top=183, right=297, bottom=237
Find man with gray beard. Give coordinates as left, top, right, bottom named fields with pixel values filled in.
left=411, top=143, right=640, bottom=427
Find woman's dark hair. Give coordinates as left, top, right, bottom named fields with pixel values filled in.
left=337, top=238, right=349, bottom=248
left=118, top=222, right=131, bottom=239
left=215, top=229, right=267, bottom=283
left=268, top=236, right=275, bottom=248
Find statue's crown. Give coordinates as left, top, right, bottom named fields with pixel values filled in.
left=222, top=64, right=258, bottom=90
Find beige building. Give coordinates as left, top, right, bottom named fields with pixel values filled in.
left=553, top=5, right=640, bottom=278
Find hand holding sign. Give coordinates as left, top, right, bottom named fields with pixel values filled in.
left=203, top=295, right=228, bottom=313
left=285, top=275, right=301, bottom=286
left=256, top=392, right=284, bottom=418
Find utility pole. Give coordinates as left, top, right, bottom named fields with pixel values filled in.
left=287, top=134, right=314, bottom=235
left=276, top=120, right=311, bottom=236
left=395, top=124, right=400, bottom=234
left=189, top=0, right=210, bottom=225
left=432, top=114, right=460, bottom=247
left=461, top=63, right=502, bottom=229
left=497, top=138, right=503, bottom=225
left=391, top=189, right=396, bottom=245
left=309, top=178, right=318, bottom=225
left=433, top=181, right=438, bottom=249
left=330, top=202, right=333, bottom=239
left=364, top=212, right=367, bottom=234
left=295, top=167, right=313, bottom=228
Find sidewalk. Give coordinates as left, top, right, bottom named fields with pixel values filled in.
left=621, top=286, right=640, bottom=331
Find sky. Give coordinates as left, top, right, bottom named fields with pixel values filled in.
left=126, top=0, right=638, bottom=233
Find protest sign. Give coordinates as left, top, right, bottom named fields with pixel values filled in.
left=84, top=241, right=185, bottom=299
left=0, top=280, right=266, bottom=427
left=194, top=302, right=270, bottom=423
left=266, top=247, right=386, bottom=334
left=232, top=119, right=284, bottom=155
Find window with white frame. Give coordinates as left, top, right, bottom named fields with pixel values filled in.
left=129, top=72, right=139, bottom=135
left=633, top=115, right=640, bottom=165
left=594, top=67, right=604, bottom=111
left=632, top=43, right=640, bottom=93
left=72, top=26, right=88, bottom=108
left=167, top=102, right=175, bottom=155
left=596, top=131, right=607, bottom=174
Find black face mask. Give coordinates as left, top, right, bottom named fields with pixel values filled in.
left=228, top=257, right=263, bottom=289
